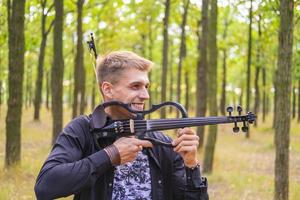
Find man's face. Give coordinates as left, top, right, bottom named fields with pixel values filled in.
left=102, top=68, right=150, bottom=118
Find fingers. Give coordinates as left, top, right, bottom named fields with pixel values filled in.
left=134, top=139, right=153, bottom=148
left=172, top=132, right=199, bottom=147
left=174, top=140, right=199, bottom=152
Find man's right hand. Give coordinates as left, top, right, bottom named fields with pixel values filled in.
left=113, top=137, right=153, bottom=164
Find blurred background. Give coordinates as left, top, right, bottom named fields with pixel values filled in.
left=0, top=0, right=299, bottom=199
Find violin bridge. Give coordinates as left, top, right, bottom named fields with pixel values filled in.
left=130, top=119, right=134, bottom=133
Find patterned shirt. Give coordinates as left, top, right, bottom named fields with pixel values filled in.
left=112, top=150, right=152, bottom=200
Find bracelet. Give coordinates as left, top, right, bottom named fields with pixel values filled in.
left=187, top=162, right=200, bottom=170
left=104, top=144, right=121, bottom=166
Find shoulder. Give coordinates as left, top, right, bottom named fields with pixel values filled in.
left=63, top=115, right=91, bottom=134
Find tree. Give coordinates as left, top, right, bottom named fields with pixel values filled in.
left=160, top=0, right=170, bottom=118
left=33, top=0, right=54, bottom=121
left=196, top=0, right=209, bottom=148
left=51, top=0, right=64, bottom=144
left=253, top=15, right=262, bottom=127
left=274, top=0, right=294, bottom=199
left=219, top=12, right=230, bottom=115
left=203, top=0, right=218, bottom=173
left=72, top=0, right=86, bottom=118
left=245, top=0, right=253, bottom=138
left=176, top=0, right=190, bottom=109
left=298, top=79, right=300, bottom=122
left=5, top=0, right=26, bottom=166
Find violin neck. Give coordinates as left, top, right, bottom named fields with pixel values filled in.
left=147, top=116, right=236, bottom=132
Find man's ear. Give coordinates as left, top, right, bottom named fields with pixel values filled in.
left=101, top=81, right=114, bottom=99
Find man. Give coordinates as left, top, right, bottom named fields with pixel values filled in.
left=35, top=51, right=208, bottom=200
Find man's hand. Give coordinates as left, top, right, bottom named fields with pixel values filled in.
left=113, top=137, right=153, bottom=165
left=172, top=128, right=199, bottom=168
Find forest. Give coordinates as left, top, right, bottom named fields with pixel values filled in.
left=0, top=0, right=299, bottom=199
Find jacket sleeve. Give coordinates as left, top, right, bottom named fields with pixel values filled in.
left=172, top=149, right=209, bottom=200
left=34, top=116, right=112, bottom=200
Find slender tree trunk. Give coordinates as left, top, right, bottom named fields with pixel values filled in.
left=239, top=89, right=243, bottom=106
left=203, top=0, right=218, bottom=174
left=262, top=67, right=266, bottom=122
left=184, top=70, right=189, bottom=112
left=51, top=0, right=64, bottom=144
left=168, top=42, right=174, bottom=113
left=91, top=79, right=96, bottom=111
left=34, top=0, right=53, bottom=120
left=176, top=0, right=190, bottom=107
left=160, top=0, right=170, bottom=118
left=220, top=17, right=229, bottom=115
left=0, top=80, right=2, bottom=106
left=147, top=16, right=153, bottom=118
left=72, top=0, right=85, bottom=118
left=196, top=0, right=209, bottom=149
left=45, top=70, right=50, bottom=109
left=274, top=1, right=294, bottom=200
left=292, top=85, right=296, bottom=119
left=254, top=15, right=262, bottom=126
left=298, top=79, right=300, bottom=122
left=245, top=0, right=253, bottom=138
left=5, top=0, right=26, bottom=167
left=273, top=70, right=278, bottom=129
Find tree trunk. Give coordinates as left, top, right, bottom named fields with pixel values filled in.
left=262, top=67, right=266, bottom=122
left=220, top=17, right=229, bottom=115
left=196, top=0, right=209, bottom=149
left=5, top=0, right=26, bottom=167
left=253, top=15, right=262, bottom=127
left=160, top=0, right=170, bottom=118
left=184, top=70, right=189, bottom=112
left=168, top=41, right=174, bottom=114
left=274, top=1, right=294, bottom=200
left=298, top=79, right=300, bottom=122
left=34, top=0, right=53, bottom=120
left=0, top=80, right=2, bottom=106
left=147, top=16, right=153, bottom=118
left=51, top=0, right=64, bottom=144
left=203, top=0, right=218, bottom=174
left=176, top=0, right=190, bottom=107
left=292, top=85, right=296, bottom=119
left=273, top=70, right=278, bottom=129
left=245, top=0, right=253, bottom=138
left=72, top=0, right=85, bottom=118
left=45, top=70, right=50, bottom=109
left=91, top=79, right=96, bottom=111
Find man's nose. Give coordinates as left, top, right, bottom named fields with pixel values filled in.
left=139, top=87, right=150, bottom=99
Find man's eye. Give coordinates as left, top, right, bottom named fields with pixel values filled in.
left=131, top=85, right=140, bottom=90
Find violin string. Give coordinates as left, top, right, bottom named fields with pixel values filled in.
left=117, top=116, right=248, bottom=133
left=120, top=118, right=242, bottom=132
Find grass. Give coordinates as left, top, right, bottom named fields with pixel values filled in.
left=0, top=107, right=299, bottom=199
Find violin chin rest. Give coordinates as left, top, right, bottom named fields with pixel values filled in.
left=91, top=105, right=107, bottom=129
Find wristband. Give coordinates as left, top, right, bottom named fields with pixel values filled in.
left=104, top=144, right=121, bottom=166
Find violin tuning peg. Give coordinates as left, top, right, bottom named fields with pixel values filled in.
left=237, top=105, right=242, bottom=115
left=233, top=126, right=240, bottom=133
left=226, top=106, right=234, bottom=116
left=242, top=126, right=248, bottom=132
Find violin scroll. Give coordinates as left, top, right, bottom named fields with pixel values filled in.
left=226, top=105, right=257, bottom=133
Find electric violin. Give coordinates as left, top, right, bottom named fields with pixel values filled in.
left=90, top=101, right=256, bottom=148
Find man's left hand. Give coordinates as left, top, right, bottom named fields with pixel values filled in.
left=172, top=128, right=199, bottom=168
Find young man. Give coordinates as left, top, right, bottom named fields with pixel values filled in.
left=35, top=51, right=208, bottom=200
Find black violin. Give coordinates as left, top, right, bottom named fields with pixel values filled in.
left=90, top=101, right=256, bottom=148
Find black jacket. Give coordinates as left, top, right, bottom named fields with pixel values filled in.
left=35, top=115, right=208, bottom=200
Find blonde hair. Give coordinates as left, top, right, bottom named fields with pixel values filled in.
left=96, top=51, right=153, bottom=84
